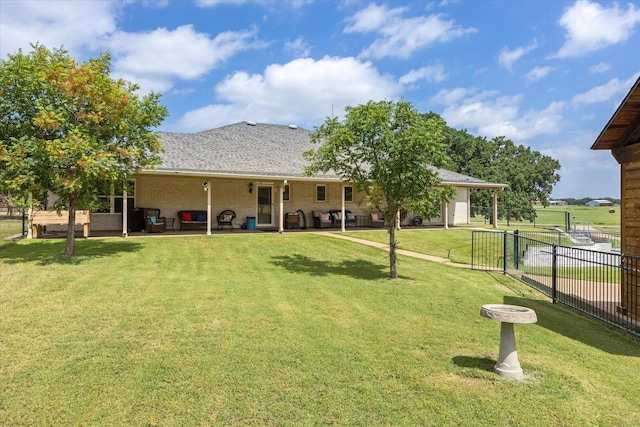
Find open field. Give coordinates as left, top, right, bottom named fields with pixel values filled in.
left=470, top=205, right=621, bottom=233
left=2, top=233, right=640, bottom=425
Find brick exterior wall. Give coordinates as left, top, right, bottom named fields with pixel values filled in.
left=86, top=174, right=468, bottom=231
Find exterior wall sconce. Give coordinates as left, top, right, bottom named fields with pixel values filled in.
left=203, top=180, right=208, bottom=191
left=249, top=182, right=254, bottom=193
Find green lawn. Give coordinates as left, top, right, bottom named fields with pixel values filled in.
left=2, top=233, right=640, bottom=426
left=344, top=228, right=476, bottom=264
left=471, top=205, right=621, bottom=233
left=0, top=217, right=22, bottom=248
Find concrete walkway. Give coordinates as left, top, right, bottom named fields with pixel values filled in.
left=321, top=232, right=471, bottom=269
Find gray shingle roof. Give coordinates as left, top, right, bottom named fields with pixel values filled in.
left=153, top=122, right=505, bottom=188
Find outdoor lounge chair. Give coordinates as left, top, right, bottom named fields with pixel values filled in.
left=370, top=212, right=385, bottom=228
left=312, top=211, right=333, bottom=229
left=144, top=208, right=166, bottom=232
left=329, top=209, right=357, bottom=228
left=217, top=209, right=236, bottom=231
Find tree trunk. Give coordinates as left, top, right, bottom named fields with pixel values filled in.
left=389, top=220, right=398, bottom=279
left=64, top=198, right=76, bottom=256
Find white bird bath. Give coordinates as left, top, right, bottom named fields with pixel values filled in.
left=480, top=304, right=537, bottom=380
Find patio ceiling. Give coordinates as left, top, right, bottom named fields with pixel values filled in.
left=591, top=76, right=640, bottom=163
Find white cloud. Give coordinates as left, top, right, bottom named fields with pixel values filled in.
left=556, top=0, right=640, bottom=58
left=544, top=135, right=619, bottom=197
left=0, top=0, right=117, bottom=57
left=588, top=62, right=610, bottom=74
left=525, top=66, right=552, bottom=83
left=177, top=56, right=402, bottom=131
left=431, top=88, right=564, bottom=141
left=497, top=42, right=537, bottom=71
left=344, top=4, right=476, bottom=59
left=195, top=0, right=313, bottom=8
left=108, top=25, right=262, bottom=93
left=284, top=37, right=311, bottom=57
left=399, top=65, right=447, bottom=85
left=572, top=73, right=640, bottom=105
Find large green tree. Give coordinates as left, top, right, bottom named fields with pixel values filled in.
left=0, top=45, right=167, bottom=255
left=440, top=122, right=561, bottom=222
left=305, top=100, right=454, bottom=278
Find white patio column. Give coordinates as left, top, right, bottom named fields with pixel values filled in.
left=122, top=185, right=128, bottom=237
left=467, top=189, right=471, bottom=225
left=27, top=191, right=33, bottom=239
left=279, top=180, right=286, bottom=233
left=492, top=190, right=499, bottom=229
left=341, top=185, right=346, bottom=232
left=444, top=201, right=449, bottom=229
left=206, top=180, right=211, bottom=235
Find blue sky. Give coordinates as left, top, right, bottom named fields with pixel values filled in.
left=2, top=0, right=640, bottom=198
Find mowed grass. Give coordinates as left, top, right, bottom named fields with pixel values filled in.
left=2, top=233, right=640, bottom=426
left=344, top=228, right=475, bottom=264
left=471, top=205, right=621, bottom=233
left=0, top=217, right=22, bottom=243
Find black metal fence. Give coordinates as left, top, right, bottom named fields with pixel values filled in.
left=472, top=230, right=639, bottom=336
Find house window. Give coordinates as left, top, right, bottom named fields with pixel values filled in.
left=315, top=184, right=326, bottom=202
left=96, top=180, right=135, bottom=213
left=283, top=184, right=290, bottom=202
left=344, top=186, right=353, bottom=202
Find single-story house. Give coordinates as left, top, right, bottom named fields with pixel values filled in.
left=40, top=122, right=507, bottom=235
left=591, top=74, right=640, bottom=320
left=585, top=199, right=614, bottom=207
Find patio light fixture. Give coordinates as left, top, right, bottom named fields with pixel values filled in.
left=248, top=182, right=254, bottom=193
left=202, top=180, right=208, bottom=191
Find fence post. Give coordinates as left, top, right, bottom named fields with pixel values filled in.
left=503, top=231, right=508, bottom=274
left=551, top=244, right=558, bottom=304
left=514, top=230, right=519, bottom=269
left=471, top=231, right=475, bottom=269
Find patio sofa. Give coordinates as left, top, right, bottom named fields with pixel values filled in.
left=178, top=210, right=208, bottom=230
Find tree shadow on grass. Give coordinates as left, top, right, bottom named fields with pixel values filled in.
left=0, top=239, right=144, bottom=266
left=504, top=296, right=640, bottom=357
left=270, top=254, right=388, bottom=280
left=452, top=355, right=495, bottom=373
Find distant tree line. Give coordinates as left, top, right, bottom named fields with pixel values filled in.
left=424, top=112, right=561, bottom=222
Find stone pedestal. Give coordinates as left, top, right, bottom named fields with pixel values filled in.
left=480, top=304, right=537, bottom=380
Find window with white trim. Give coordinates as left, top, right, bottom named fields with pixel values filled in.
left=315, top=184, right=326, bottom=202
left=344, top=186, right=353, bottom=202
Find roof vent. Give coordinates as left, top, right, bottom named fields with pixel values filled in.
left=288, top=124, right=298, bottom=129
left=247, top=121, right=257, bottom=126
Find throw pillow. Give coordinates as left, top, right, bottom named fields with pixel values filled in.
left=181, top=212, right=192, bottom=221
left=150, top=216, right=157, bottom=224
